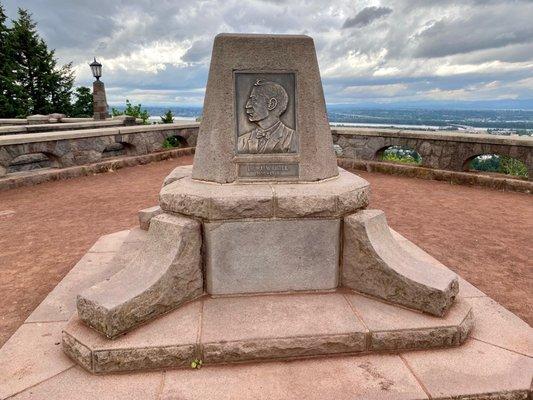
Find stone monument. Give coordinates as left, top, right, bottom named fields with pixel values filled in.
left=62, top=34, right=470, bottom=373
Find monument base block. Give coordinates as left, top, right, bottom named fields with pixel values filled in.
left=204, top=218, right=340, bottom=295
left=63, top=290, right=473, bottom=374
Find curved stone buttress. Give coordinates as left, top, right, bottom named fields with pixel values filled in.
left=342, top=210, right=459, bottom=317
left=77, top=213, right=202, bottom=338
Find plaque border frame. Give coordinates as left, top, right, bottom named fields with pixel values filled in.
left=233, top=70, right=299, bottom=181
left=233, top=70, right=298, bottom=156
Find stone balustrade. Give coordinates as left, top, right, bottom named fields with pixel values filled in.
left=1, top=122, right=531, bottom=180
left=0, top=122, right=199, bottom=176
left=332, top=127, right=533, bottom=180
left=0, top=116, right=138, bottom=136
left=0, top=116, right=93, bottom=127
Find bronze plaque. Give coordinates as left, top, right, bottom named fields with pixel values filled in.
left=235, top=72, right=297, bottom=155
left=238, top=162, right=299, bottom=178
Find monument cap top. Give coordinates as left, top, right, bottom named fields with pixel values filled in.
left=214, top=32, right=313, bottom=40
left=192, top=33, right=338, bottom=184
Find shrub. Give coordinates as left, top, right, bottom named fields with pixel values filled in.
left=381, top=146, right=422, bottom=165
left=160, top=109, right=174, bottom=124
left=499, top=156, right=528, bottom=178
left=162, top=136, right=182, bottom=149
left=469, top=154, right=528, bottom=178
left=112, top=99, right=150, bottom=124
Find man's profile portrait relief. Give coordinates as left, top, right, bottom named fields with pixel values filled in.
left=237, top=78, right=297, bottom=154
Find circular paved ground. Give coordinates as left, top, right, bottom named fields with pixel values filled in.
left=0, top=157, right=531, bottom=346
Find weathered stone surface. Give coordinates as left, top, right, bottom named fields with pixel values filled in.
left=201, top=293, right=366, bottom=363
left=76, top=213, right=203, bottom=338
left=138, top=205, right=162, bottom=230
left=162, top=164, right=193, bottom=186
left=192, top=34, right=338, bottom=183
left=162, top=355, right=428, bottom=400
left=390, top=229, right=486, bottom=299
left=469, top=296, right=532, bottom=356
left=203, top=335, right=365, bottom=364
left=10, top=367, right=163, bottom=400
left=87, top=229, right=130, bottom=253
left=0, top=322, right=73, bottom=399
left=93, top=80, right=109, bottom=120
left=26, top=252, right=117, bottom=323
left=273, top=168, right=368, bottom=218
left=62, top=287, right=480, bottom=373
left=402, top=339, right=533, bottom=398
left=63, top=301, right=200, bottom=373
left=204, top=219, right=340, bottom=294
left=28, top=229, right=147, bottom=324
left=342, top=210, right=459, bottom=317
left=159, top=167, right=369, bottom=220
left=26, top=114, right=50, bottom=124
left=346, top=293, right=473, bottom=351
left=62, top=330, right=92, bottom=371
left=0, top=122, right=198, bottom=178
left=332, top=127, right=533, bottom=181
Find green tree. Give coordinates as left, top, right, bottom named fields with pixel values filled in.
left=7, top=8, right=74, bottom=116
left=0, top=4, right=20, bottom=117
left=160, top=109, right=174, bottom=123
left=71, top=86, right=93, bottom=117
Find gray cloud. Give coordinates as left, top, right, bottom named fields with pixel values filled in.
left=342, top=6, right=393, bottom=29
left=182, top=38, right=214, bottom=63
left=412, top=6, right=533, bottom=58
left=2, top=0, right=532, bottom=106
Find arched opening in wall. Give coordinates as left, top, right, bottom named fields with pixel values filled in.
left=101, top=142, right=135, bottom=158
left=162, top=135, right=188, bottom=149
left=378, top=146, right=422, bottom=165
left=7, top=153, right=54, bottom=173
left=465, top=154, right=528, bottom=179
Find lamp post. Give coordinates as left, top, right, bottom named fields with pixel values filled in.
left=89, top=58, right=102, bottom=81
left=90, top=58, right=109, bottom=120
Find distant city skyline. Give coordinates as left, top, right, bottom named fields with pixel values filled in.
left=4, top=0, right=533, bottom=108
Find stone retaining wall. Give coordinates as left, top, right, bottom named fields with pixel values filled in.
left=1, top=123, right=532, bottom=184
left=332, top=127, right=533, bottom=180
left=0, top=122, right=199, bottom=176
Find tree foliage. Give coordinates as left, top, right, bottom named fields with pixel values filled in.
left=0, top=4, right=90, bottom=118
left=71, top=86, right=93, bottom=117
left=111, top=100, right=150, bottom=124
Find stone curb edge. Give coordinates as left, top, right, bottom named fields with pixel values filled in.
left=338, top=158, right=532, bottom=194
left=0, top=147, right=195, bottom=192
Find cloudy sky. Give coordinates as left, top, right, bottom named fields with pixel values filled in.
left=3, top=0, right=533, bottom=107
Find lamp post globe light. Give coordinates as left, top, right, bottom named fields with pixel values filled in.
left=89, top=58, right=102, bottom=81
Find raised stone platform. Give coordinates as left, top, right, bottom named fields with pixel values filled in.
left=159, top=166, right=369, bottom=220
left=63, top=290, right=473, bottom=373
left=1, top=228, right=530, bottom=399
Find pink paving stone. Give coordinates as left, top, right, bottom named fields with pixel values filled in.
left=346, top=292, right=472, bottom=331
left=201, top=292, right=366, bottom=342
left=88, top=229, right=130, bottom=253
left=161, top=354, right=428, bottom=400
left=469, top=296, right=532, bottom=356
left=401, top=339, right=533, bottom=398
left=26, top=252, right=117, bottom=323
left=0, top=322, right=73, bottom=399
left=10, top=366, right=163, bottom=400
left=390, top=229, right=485, bottom=298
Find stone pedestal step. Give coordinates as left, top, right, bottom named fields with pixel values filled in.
left=62, top=290, right=473, bottom=374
